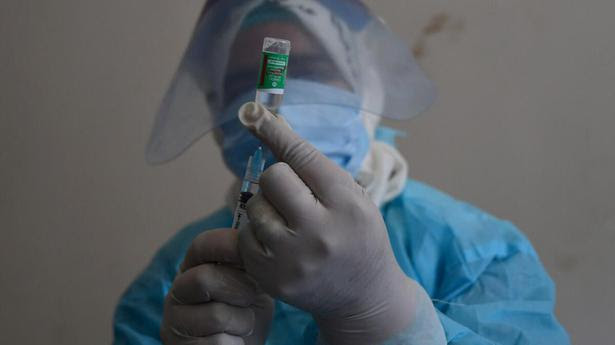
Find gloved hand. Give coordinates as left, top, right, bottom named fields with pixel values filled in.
left=236, top=102, right=445, bottom=345
left=161, top=229, right=274, bottom=345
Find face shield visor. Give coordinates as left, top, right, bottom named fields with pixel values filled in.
left=146, top=0, right=436, bottom=164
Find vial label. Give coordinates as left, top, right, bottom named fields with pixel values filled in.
left=257, top=51, right=289, bottom=94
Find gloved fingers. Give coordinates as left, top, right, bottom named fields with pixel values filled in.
left=163, top=297, right=255, bottom=338
left=181, top=229, right=242, bottom=272
left=171, top=264, right=259, bottom=307
left=238, top=102, right=354, bottom=205
left=161, top=323, right=246, bottom=345
left=259, top=162, right=323, bottom=225
left=237, top=223, right=283, bottom=299
left=237, top=209, right=276, bottom=268
left=246, top=193, right=294, bottom=253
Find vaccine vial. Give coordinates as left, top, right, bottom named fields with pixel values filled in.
left=255, top=37, right=291, bottom=114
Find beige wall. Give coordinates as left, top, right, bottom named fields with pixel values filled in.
left=1, top=0, right=613, bottom=344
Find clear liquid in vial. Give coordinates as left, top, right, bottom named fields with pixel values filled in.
left=255, top=91, right=284, bottom=114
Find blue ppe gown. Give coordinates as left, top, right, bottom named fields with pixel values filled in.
left=113, top=179, right=570, bottom=344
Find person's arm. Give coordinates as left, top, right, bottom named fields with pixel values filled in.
left=436, top=249, right=570, bottom=344
left=395, top=183, right=571, bottom=345
left=309, top=281, right=445, bottom=345
left=113, top=244, right=178, bottom=345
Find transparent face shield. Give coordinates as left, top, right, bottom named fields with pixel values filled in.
left=146, top=0, right=436, bottom=164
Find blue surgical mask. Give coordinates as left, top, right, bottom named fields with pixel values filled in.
left=219, top=79, right=370, bottom=178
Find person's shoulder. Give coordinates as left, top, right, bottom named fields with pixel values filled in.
left=393, top=179, right=493, bottom=222
left=387, top=179, right=536, bottom=255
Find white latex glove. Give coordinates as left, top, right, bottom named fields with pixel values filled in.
left=236, top=102, right=445, bottom=345
left=161, top=229, right=274, bottom=345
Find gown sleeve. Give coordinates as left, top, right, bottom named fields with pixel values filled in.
left=383, top=180, right=570, bottom=345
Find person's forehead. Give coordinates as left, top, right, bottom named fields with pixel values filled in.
left=229, top=22, right=321, bottom=65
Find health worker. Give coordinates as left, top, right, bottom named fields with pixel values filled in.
left=113, top=1, right=570, bottom=345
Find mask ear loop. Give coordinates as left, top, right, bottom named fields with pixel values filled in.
left=359, top=65, right=385, bottom=138
left=357, top=65, right=384, bottom=184
left=356, top=66, right=410, bottom=207
left=362, top=111, right=381, bottom=141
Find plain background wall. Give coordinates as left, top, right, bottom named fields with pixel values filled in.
left=1, top=0, right=613, bottom=343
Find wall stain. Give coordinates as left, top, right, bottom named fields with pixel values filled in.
left=413, top=12, right=465, bottom=60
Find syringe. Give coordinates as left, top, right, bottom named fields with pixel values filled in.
left=231, top=38, right=289, bottom=229
left=231, top=146, right=266, bottom=229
